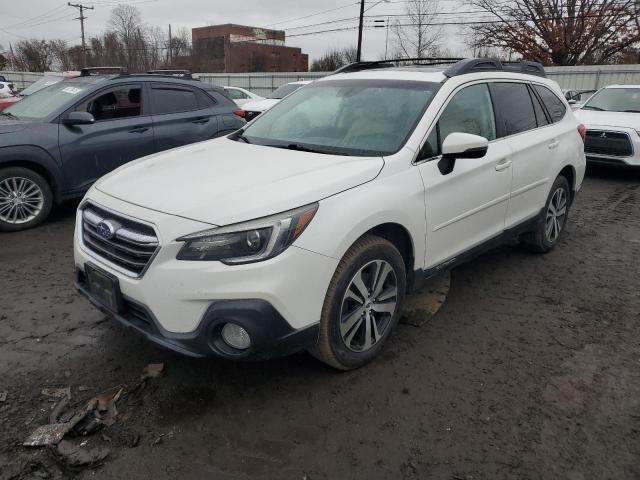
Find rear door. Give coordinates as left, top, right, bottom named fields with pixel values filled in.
left=149, top=83, right=219, bottom=151
left=416, top=82, right=514, bottom=268
left=58, top=82, right=155, bottom=192
left=490, top=82, right=565, bottom=227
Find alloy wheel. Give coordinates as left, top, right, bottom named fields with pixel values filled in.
left=545, top=187, right=567, bottom=243
left=0, top=177, right=44, bottom=225
left=340, top=260, right=398, bottom=352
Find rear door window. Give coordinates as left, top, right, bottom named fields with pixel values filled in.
left=150, top=85, right=199, bottom=115
left=533, top=85, right=567, bottom=122
left=490, top=82, right=537, bottom=136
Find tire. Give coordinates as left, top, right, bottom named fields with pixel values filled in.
left=521, top=175, right=571, bottom=253
left=0, top=167, right=53, bottom=232
left=311, top=235, right=407, bottom=370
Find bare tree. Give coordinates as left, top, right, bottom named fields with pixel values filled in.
left=470, top=0, right=640, bottom=65
left=13, top=40, right=55, bottom=71
left=49, top=40, right=73, bottom=71
left=310, top=46, right=358, bottom=71
left=391, top=0, right=442, bottom=59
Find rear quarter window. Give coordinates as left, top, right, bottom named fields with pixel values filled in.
left=534, top=85, right=567, bottom=122
left=151, top=85, right=199, bottom=114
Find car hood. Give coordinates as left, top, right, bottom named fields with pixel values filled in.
left=241, top=98, right=279, bottom=112
left=95, top=138, right=384, bottom=226
left=0, top=116, right=31, bottom=134
left=574, top=109, right=640, bottom=130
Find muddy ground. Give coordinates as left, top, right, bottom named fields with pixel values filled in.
left=1, top=165, right=639, bottom=480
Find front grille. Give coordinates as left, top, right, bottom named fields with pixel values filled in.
left=585, top=130, right=633, bottom=157
left=245, top=111, right=261, bottom=121
left=81, top=203, right=159, bottom=276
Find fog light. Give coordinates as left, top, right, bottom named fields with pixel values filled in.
left=221, top=323, right=251, bottom=350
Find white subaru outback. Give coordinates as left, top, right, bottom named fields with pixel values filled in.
left=74, top=58, right=586, bottom=370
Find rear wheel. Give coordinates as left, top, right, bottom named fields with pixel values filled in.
left=0, top=167, right=53, bottom=232
left=521, top=175, right=570, bottom=253
left=312, top=235, right=406, bottom=370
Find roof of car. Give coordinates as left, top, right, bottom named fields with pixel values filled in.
left=61, top=73, right=226, bottom=93
left=604, top=84, right=640, bottom=89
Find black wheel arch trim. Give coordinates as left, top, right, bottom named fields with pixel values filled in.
left=0, top=145, right=65, bottom=203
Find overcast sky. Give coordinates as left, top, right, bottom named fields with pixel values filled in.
left=0, top=0, right=471, bottom=62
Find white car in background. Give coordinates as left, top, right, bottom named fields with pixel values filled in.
left=223, top=86, right=264, bottom=107
left=0, top=81, right=16, bottom=99
left=574, top=85, right=640, bottom=166
left=240, top=80, right=311, bottom=121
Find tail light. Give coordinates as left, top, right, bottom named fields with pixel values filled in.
left=577, top=124, right=586, bottom=142
left=233, top=109, right=246, bottom=118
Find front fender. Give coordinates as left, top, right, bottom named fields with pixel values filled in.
left=0, top=145, right=65, bottom=202
left=295, top=165, right=426, bottom=272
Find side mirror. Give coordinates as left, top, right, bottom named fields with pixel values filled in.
left=62, top=111, right=95, bottom=126
left=442, top=132, right=489, bottom=159
left=568, top=99, right=577, bottom=105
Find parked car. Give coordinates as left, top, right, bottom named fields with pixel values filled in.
left=223, top=86, right=264, bottom=107
left=563, top=89, right=596, bottom=110
left=0, top=67, right=245, bottom=231
left=0, top=73, right=77, bottom=111
left=240, top=80, right=311, bottom=121
left=0, top=81, right=16, bottom=99
left=574, top=85, right=640, bottom=167
left=73, top=58, right=585, bottom=369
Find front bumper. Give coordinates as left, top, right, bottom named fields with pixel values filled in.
left=75, top=269, right=319, bottom=359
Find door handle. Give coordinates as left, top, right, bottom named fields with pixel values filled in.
left=548, top=140, right=560, bottom=149
left=495, top=159, right=512, bottom=171
left=128, top=126, right=149, bottom=133
left=192, top=117, right=210, bottom=124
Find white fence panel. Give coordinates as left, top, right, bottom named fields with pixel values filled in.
left=0, top=71, right=44, bottom=90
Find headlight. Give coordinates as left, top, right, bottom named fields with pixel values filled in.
left=176, top=203, right=318, bottom=264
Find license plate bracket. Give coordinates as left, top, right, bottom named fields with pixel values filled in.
left=85, top=264, right=123, bottom=313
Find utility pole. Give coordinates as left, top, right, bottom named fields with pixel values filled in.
left=356, top=0, right=365, bottom=62
left=68, top=2, right=94, bottom=68
left=168, top=24, right=173, bottom=66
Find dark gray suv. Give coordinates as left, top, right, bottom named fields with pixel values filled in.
left=0, top=69, right=245, bottom=231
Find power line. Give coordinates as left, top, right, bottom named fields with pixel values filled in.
left=68, top=2, right=94, bottom=67
left=266, top=1, right=359, bottom=27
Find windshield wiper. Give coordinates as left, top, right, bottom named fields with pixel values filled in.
left=236, top=134, right=251, bottom=144
left=581, top=105, right=603, bottom=111
left=269, top=143, right=342, bottom=155
left=0, top=111, right=17, bottom=119
left=622, top=109, right=640, bottom=113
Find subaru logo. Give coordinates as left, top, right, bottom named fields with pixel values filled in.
left=600, top=132, right=607, bottom=139
left=96, top=220, right=116, bottom=240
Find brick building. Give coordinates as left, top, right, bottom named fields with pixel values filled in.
left=192, top=24, right=308, bottom=73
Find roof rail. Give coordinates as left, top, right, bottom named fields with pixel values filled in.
left=333, top=57, right=464, bottom=75
left=443, top=58, right=546, bottom=77
left=80, top=66, right=128, bottom=77
left=146, top=69, right=193, bottom=79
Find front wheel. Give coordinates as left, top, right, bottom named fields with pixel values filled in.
left=521, top=175, right=570, bottom=253
left=0, top=167, right=53, bottom=232
left=312, top=235, right=406, bottom=370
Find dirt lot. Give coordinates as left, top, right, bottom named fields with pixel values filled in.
left=1, top=165, right=639, bottom=480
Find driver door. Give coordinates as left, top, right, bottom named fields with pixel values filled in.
left=416, top=82, right=514, bottom=268
left=58, top=83, right=155, bottom=194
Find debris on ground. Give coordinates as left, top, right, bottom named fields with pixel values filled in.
left=0, top=390, right=7, bottom=402
left=141, top=362, right=165, bottom=379
left=51, top=440, right=110, bottom=469
left=401, top=271, right=451, bottom=327
left=23, top=423, right=77, bottom=447
left=41, top=387, right=71, bottom=399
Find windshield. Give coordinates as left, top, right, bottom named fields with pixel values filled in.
left=20, top=76, right=65, bottom=96
left=239, top=79, right=440, bottom=156
left=5, top=82, right=88, bottom=119
left=269, top=83, right=305, bottom=99
left=582, top=87, right=640, bottom=113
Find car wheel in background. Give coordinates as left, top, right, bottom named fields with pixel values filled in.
left=0, top=167, right=53, bottom=232
left=521, top=175, right=571, bottom=253
left=311, top=235, right=406, bottom=370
